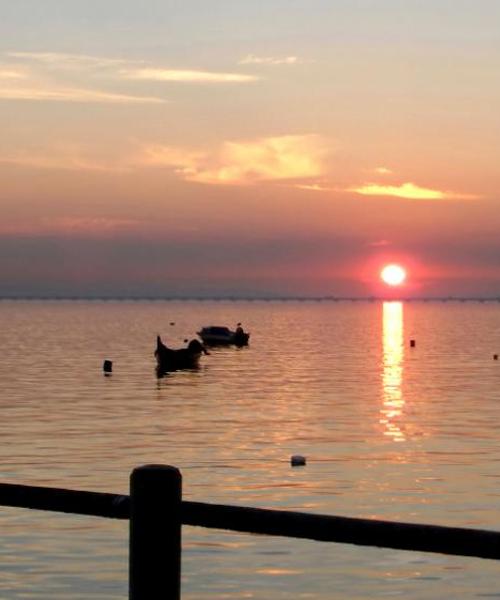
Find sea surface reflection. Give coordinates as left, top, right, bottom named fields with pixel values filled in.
left=381, top=301, right=405, bottom=442
left=1, top=299, right=500, bottom=598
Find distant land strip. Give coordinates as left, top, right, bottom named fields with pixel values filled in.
left=1, top=296, right=500, bottom=303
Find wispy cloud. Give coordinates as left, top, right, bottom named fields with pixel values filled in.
left=41, top=216, right=139, bottom=235
left=1, top=51, right=165, bottom=104
left=2, top=50, right=258, bottom=106
left=294, top=182, right=335, bottom=192
left=0, top=85, right=164, bottom=104
left=373, top=167, right=392, bottom=175
left=121, top=68, right=258, bottom=83
left=194, top=135, right=325, bottom=184
left=139, top=134, right=327, bottom=185
left=10, top=51, right=258, bottom=83
left=0, top=144, right=130, bottom=172
left=139, top=145, right=205, bottom=176
left=0, top=217, right=139, bottom=236
left=349, top=182, right=476, bottom=200
left=8, top=51, right=138, bottom=69
left=0, top=67, right=27, bottom=80
left=239, top=54, right=301, bottom=66
left=1, top=135, right=327, bottom=181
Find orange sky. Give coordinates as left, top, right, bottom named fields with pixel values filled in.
left=1, top=1, right=499, bottom=297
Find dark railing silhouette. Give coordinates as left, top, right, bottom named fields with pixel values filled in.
left=1, top=464, right=500, bottom=599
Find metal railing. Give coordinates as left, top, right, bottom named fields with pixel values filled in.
left=1, top=464, right=500, bottom=599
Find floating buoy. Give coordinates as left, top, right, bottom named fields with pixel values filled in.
left=103, top=360, right=113, bottom=373
left=170, top=322, right=175, bottom=326
left=410, top=339, right=416, bottom=348
left=291, top=455, right=306, bottom=467
left=494, top=354, right=498, bottom=361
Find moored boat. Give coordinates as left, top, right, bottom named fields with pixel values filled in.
left=197, top=325, right=250, bottom=347
left=155, top=335, right=208, bottom=374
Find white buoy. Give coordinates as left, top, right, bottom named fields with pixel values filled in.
left=291, top=455, right=306, bottom=467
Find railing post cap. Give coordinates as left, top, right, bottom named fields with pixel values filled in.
left=130, top=464, right=182, bottom=486
left=132, top=464, right=180, bottom=472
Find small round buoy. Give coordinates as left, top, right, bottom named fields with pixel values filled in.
left=410, top=339, right=416, bottom=348
left=170, top=322, right=175, bottom=326
left=291, top=455, right=306, bottom=467
left=103, top=360, right=113, bottom=374
left=494, top=354, right=498, bottom=361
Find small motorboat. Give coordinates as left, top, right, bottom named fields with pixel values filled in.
left=155, top=335, right=208, bottom=374
left=197, top=325, right=250, bottom=347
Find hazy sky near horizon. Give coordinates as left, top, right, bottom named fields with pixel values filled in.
left=1, top=0, right=500, bottom=297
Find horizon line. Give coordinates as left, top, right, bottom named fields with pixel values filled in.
left=1, top=295, right=500, bottom=303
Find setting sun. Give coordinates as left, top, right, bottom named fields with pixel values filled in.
left=381, top=264, right=407, bottom=286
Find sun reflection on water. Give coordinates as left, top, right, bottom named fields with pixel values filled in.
left=381, top=301, right=405, bottom=442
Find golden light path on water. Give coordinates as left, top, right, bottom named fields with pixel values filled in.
left=381, top=301, right=405, bottom=442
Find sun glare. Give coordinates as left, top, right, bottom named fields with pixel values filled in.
left=381, top=264, right=406, bottom=286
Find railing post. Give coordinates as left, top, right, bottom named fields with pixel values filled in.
left=129, top=465, right=182, bottom=599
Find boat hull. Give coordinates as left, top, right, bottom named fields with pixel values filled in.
left=155, top=336, right=204, bottom=374
left=198, top=332, right=249, bottom=347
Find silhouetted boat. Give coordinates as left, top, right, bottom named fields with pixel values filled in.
left=197, top=325, right=250, bottom=347
left=155, top=335, right=208, bottom=374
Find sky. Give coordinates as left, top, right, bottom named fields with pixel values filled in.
left=1, top=0, right=500, bottom=298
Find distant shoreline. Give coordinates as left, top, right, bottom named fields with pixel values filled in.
left=1, top=296, right=500, bottom=303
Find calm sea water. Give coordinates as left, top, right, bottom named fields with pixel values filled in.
left=1, top=299, right=500, bottom=599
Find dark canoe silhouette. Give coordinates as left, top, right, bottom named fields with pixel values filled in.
left=155, top=335, right=208, bottom=374
left=197, top=325, right=250, bottom=347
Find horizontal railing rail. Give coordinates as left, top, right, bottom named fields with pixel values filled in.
left=1, top=464, right=499, bottom=599
left=0, top=483, right=129, bottom=519
left=2, top=481, right=500, bottom=561
left=182, top=501, right=500, bottom=560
